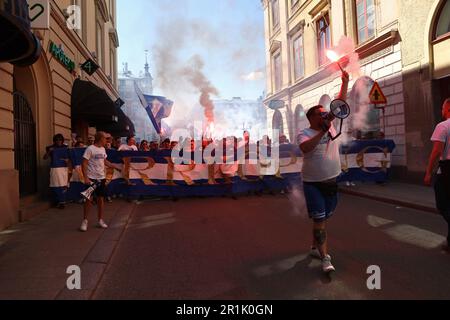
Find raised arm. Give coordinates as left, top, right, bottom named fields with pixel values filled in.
left=337, top=70, right=350, bottom=101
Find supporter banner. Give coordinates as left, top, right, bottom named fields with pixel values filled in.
left=48, top=140, right=395, bottom=203
left=338, top=139, right=396, bottom=183
left=49, top=144, right=303, bottom=203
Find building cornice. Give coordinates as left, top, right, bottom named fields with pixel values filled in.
left=263, top=88, right=290, bottom=105
left=109, top=28, right=120, bottom=48
left=288, top=0, right=313, bottom=25
left=308, top=0, right=331, bottom=18
left=95, top=0, right=110, bottom=23
left=356, top=30, right=400, bottom=61
left=270, top=39, right=282, bottom=53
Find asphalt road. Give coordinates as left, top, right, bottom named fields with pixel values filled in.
left=92, top=193, right=450, bottom=300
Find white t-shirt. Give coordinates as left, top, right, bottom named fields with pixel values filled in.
left=298, top=126, right=342, bottom=182
left=83, top=145, right=108, bottom=180
left=118, top=144, right=138, bottom=151
left=431, top=119, right=450, bottom=174
left=431, top=119, right=450, bottom=160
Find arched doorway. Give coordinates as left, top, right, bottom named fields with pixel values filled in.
left=272, top=110, right=284, bottom=136
left=430, top=0, right=450, bottom=122
left=319, top=94, right=332, bottom=111
left=13, top=92, right=37, bottom=196
left=294, top=104, right=308, bottom=135
left=14, top=54, right=54, bottom=199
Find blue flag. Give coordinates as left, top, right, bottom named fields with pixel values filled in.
left=134, top=81, right=173, bottom=135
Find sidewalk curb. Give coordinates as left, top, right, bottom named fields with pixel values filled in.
left=54, top=202, right=137, bottom=300
left=339, top=187, right=439, bottom=215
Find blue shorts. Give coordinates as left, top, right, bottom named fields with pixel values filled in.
left=303, top=182, right=338, bottom=222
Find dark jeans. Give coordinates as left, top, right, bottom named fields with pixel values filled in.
left=435, top=175, right=450, bottom=244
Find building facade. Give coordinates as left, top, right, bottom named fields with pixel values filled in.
left=0, top=0, right=119, bottom=230
left=262, top=0, right=450, bottom=182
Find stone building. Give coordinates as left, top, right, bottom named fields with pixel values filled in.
left=0, top=0, right=120, bottom=230
left=261, top=0, right=450, bottom=182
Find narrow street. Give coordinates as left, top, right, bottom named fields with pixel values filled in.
left=2, top=193, right=448, bottom=300
left=93, top=194, right=450, bottom=300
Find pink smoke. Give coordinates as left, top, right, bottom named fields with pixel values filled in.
left=332, top=36, right=362, bottom=77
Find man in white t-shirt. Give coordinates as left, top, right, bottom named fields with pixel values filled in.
left=118, top=136, right=138, bottom=151
left=425, top=98, right=450, bottom=252
left=298, top=70, right=349, bottom=274
left=80, top=132, right=121, bottom=232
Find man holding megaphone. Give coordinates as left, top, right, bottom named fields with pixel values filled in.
left=80, top=132, right=121, bottom=232
left=298, top=70, right=350, bottom=275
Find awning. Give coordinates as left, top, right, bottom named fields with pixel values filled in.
left=0, top=0, right=42, bottom=66
left=96, top=107, right=135, bottom=137
left=71, top=78, right=119, bottom=126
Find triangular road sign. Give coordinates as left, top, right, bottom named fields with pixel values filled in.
left=369, top=82, right=387, bottom=104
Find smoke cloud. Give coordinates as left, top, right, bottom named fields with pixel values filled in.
left=334, top=36, right=361, bottom=78
left=330, top=36, right=381, bottom=142
left=148, top=3, right=266, bottom=136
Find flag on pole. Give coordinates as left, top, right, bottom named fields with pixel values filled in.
left=134, top=81, right=174, bottom=135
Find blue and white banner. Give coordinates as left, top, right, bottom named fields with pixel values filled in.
left=338, top=139, right=396, bottom=183
left=49, top=144, right=303, bottom=202
left=48, top=140, right=396, bottom=203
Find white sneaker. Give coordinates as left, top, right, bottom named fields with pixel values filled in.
left=80, top=219, right=88, bottom=232
left=310, top=247, right=332, bottom=260
left=322, top=255, right=336, bottom=274
left=98, top=220, right=108, bottom=229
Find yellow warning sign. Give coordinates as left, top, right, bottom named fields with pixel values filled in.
left=369, top=82, right=387, bottom=105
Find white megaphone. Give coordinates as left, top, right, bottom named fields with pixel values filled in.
left=81, top=181, right=101, bottom=201
left=322, top=99, right=351, bottom=141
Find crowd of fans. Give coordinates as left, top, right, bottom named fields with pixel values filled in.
left=44, top=131, right=295, bottom=158
left=42, top=131, right=297, bottom=208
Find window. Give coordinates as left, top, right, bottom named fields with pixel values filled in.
left=435, top=0, right=450, bottom=39
left=96, top=20, right=104, bottom=67
left=273, top=52, right=282, bottom=92
left=317, top=13, right=331, bottom=66
left=293, top=34, right=305, bottom=80
left=356, top=0, right=375, bottom=44
left=109, top=0, right=116, bottom=23
left=294, top=105, right=308, bottom=134
left=271, top=0, right=280, bottom=29
left=110, top=40, right=116, bottom=85
left=273, top=110, right=284, bottom=135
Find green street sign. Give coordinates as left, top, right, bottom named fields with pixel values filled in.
left=49, top=42, right=76, bottom=73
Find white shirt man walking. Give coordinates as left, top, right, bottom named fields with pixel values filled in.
left=298, top=70, right=349, bottom=274
left=80, top=132, right=120, bottom=232
left=425, top=98, right=450, bottom=252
